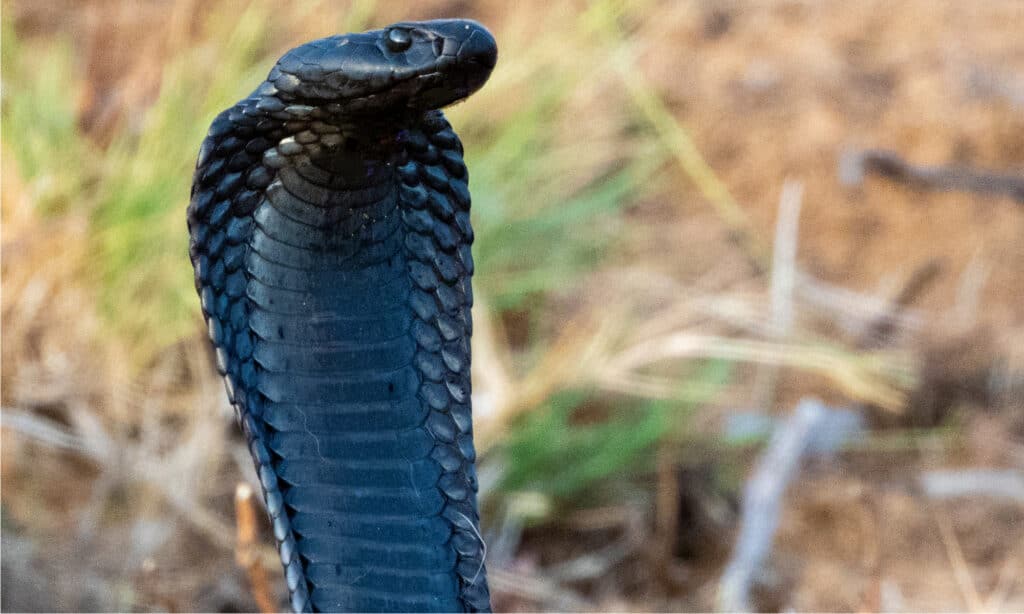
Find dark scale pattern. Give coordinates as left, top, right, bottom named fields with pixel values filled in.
left=399, top=112, right=490, bottom=609
left=188, top=18, right=496, bottom=614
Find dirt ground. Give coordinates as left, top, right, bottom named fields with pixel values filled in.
left=654, top=2, right=1024, bottom=313
left=613, top=3, right=1024, bottom=610
left=3, top=1, right=1023, bottom=611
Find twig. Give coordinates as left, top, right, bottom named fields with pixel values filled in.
left=235, top=483, right=278, bottom=614
left=654, top=445, right=680, bottom=572
left=717, top=399, right=830, bottom=612
left=856, top=259, right=943, bottom=349
left=920, top=469, right=1024, bottom=504
left=840, top=148, right=1024, bottom=204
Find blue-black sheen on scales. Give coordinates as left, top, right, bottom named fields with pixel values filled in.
left=187, top=19, right=497, bottom=613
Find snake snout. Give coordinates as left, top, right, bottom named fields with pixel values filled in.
left=457, top=28, right=498, bottom=70
left=420, top=19, right=497, bottom=70
left=432, top=20, right=497, bottom=102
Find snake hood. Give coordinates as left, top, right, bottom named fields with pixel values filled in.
left=267, top=19, right=497, bottom=114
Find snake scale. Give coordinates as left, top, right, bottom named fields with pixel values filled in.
left=187, top=19, right=497, bottom=612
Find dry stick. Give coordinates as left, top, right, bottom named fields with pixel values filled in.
left=717, top=399, right=829, bottom=613
left=856, top=258, right=943, bottom=350
left=840, top=148, right=1024, bottom=204
left=1, top=407, right=91, bottom=454
left=234, top=483, right=278, bottom=614
left=920, top=469, right=1024, bottom=504
left=653, top=445, right=681, bottom=578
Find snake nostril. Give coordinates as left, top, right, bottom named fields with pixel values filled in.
left=385, top=28, right=412, bottom=52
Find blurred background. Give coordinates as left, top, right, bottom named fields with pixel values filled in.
left=3, top=0, right=1023, bottom=611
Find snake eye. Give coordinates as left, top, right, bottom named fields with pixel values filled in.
left=385, top=28, right=412, bottom=52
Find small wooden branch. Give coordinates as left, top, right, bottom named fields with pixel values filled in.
left=717, top=399, right=830, bottom=613
left=840, top=148, right=1024, bottom=204
left=920, top=469, right=1024, bottom=504
left=235, top=483, right=278, bottom=614
left=856, top=258, right=943, bottom=350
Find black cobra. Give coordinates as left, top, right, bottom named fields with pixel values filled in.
left=187, top=20, right=497, bottom=612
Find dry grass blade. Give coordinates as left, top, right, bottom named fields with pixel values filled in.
left=600, top=332, right=911, bottom=410
left=753, top=179, right=804, bottom=408
left=768, top=180, right=804, bottom=338
left=984, top=550, right=1022, bottom=613
left=933, top=506, right=984, bottom=613
left=475, top=311, right=617, bottom=448
left=468, top=291, right=515, bottom=446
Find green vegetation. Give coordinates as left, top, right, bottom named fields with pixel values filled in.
left=90, top=3, right=276, bottom=355
left=1, top=19, right=91, bottom=215
left=501, top=391, right=670, bottom=500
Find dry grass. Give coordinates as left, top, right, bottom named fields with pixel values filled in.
left=3, top=0, right=1023, bottom=611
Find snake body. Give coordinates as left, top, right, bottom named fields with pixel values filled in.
left=187, top=20, right=497, bottom=612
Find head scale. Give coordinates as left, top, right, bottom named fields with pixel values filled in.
left=266, top=19, right=497, bottom=115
